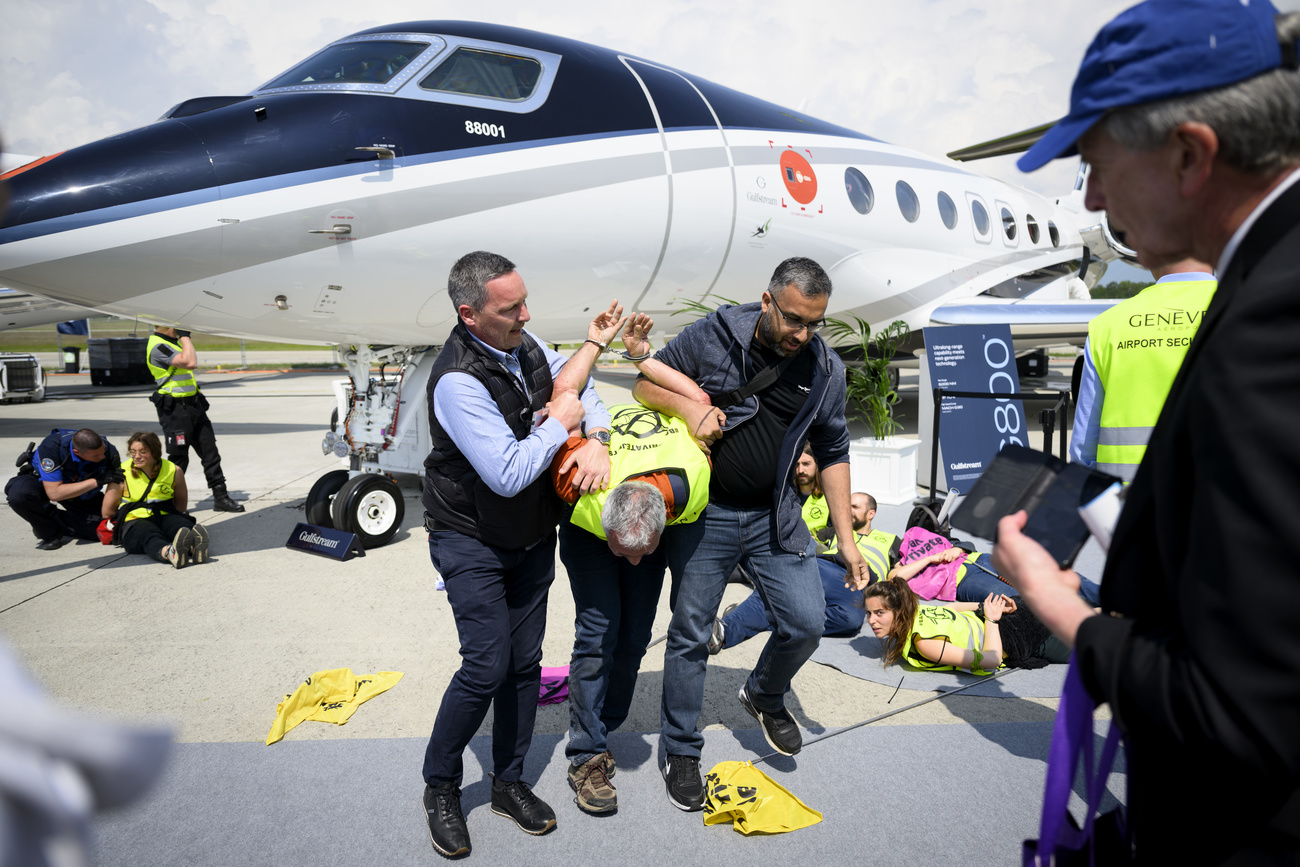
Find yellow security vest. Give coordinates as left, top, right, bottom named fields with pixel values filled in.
left=120, top=458, right=178, bottom=521
left=146, top=332, right=199, bottom=397
left=1088, top=277, right=1216, bottom=481
left=823, top=529, right=898, bottom=583
left=900, top=605, right=1000, bottom=675
left=569, top=404, right=711, bottom=540
left=801, top=494, right=828, bottom=534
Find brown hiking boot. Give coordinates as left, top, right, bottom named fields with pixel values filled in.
left=568, top=754, right=617, bottom=813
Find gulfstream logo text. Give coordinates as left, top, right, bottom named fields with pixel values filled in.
left=299, top=531, right=340, bottom=549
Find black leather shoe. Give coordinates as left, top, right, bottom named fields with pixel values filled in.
left=422, top=782, right=470, bottom=857
left=662, top=754, right=704, bottom=812
left=490, top=778, right=556, bottom=835
left=738, top=683, right=802, bottom=756
left=35, top=537, right=70, bottom=551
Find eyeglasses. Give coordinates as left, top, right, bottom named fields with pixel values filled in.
left=768, top=293, right=826, bottom=333
left=128, top=449, right=153, bottom=456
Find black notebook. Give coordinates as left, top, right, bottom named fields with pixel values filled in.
left=949, top=445, right=1120, bottom=567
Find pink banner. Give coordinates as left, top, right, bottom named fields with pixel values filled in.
left=899, top=527, right=962, bottom=601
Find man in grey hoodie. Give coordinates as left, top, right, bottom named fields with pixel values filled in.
left=633, top=257, right=868, bottom=811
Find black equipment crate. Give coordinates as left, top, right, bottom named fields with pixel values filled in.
left=88, top=337, right=154, bottom=387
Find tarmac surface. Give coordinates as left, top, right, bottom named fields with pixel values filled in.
left=0, top=358, right=1114, bottom=864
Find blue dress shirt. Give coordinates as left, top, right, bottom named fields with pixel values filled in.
left=432, top=329, right=610, bottom=497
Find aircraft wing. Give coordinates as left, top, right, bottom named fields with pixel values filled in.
left=0, top=287, right=105, bottom=331
left=929, top=299, right=1120, bottom=349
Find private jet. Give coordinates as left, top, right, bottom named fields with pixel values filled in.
left=0, top=20, right=1134, bottom=547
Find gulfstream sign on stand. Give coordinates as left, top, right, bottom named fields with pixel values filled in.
left=917, top=324, right=1026, bottom=496
left=285, top=522, right=366, bottom=561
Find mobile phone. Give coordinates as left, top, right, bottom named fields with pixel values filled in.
left=949, top=445, right=1119, bottom=567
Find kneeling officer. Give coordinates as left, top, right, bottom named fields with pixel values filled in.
left=5, top=428, right=124, bottom=549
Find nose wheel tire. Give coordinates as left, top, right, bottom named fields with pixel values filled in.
left=305, top=469, right=349, bottom=527
left=331, top=473, right=405, bottom=548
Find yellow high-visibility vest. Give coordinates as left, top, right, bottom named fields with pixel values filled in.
left=823, top=528, right=898, bottom=583
left=801, top=494, right=828, bottom=534
left=569, top=404, right=711, bottom=540
left=120, top=458, right=177, bottom=521
left=146, top=333, right=198, bottom=397
left=1088, top=278, right=1216, bottom=481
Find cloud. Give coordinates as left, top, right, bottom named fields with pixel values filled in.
left=3, top=0, right=1298, bottom=199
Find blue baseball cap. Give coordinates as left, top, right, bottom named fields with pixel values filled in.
left=1019, top=0, right=1290, bottom=172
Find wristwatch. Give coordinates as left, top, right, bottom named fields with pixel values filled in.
left=589, top=429, right=611, bottom=446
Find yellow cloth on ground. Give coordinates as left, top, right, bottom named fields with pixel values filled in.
left=265, top=668, right=403, bottom=745
left=702, top=760, right=822, bottom=835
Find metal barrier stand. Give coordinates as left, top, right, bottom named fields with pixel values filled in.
left=926, top=388, right=1071, bottom=505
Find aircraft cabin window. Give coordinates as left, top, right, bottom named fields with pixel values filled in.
left=1048, top=221, right=1060, bottom=248
left=971, top=199, right=990, bottom=236
left=420, top=47, right=542, bottom=100
left=264, top=40, right=429, bottom=88
left=937, top=191, right=957, bottom=229
left=1001, top=207, right=1017, bottom=241
left=896, top=181, right=920, bottom=223
left=845, top=168, right=874, bottom=215
left=1026, top=214, right=1040, bottom=244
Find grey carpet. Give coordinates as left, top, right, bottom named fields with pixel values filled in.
left=92, top=722, right=1123, bottom=866
left=810, top=632, right=1068, bottom=698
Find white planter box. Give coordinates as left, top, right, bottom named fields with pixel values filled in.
left=848, top=436, right=921, bottom=505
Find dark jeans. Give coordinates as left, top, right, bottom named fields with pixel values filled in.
left=121, top=512, right=197, bottom=563
left=156, top=397, right=226, bottom=489
left=722, top=557, right=864, bottom=647
left=662, top=503, right=824, bottom=758
left=423, top=529, right=556, bottom=787
left=956, top=553, right=1103, bottom=607
left=4, top=472, right=103, bottom=542
left=559, top=521, right=666, bottom=766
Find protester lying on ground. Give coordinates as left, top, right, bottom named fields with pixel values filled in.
left=864, top=576, right=1070, bottom=673
left=711, top=491, right=899, bottom=653
left=889, top=527, right=1102, bottom=606
left=102, top=431, right=209, bottom=569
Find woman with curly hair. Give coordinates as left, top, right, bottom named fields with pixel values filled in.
left=863, top=576, right=1069, bottom=673
left=105, top=431, right=209, bottom=568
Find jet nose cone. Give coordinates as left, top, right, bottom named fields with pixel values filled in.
left=0, top=120, right=216, bottom=235
left=0, top=121, right=220, bottom=308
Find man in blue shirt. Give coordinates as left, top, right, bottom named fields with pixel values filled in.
left=419, top=251, right=612, bottom=858
left=5, top=428, right=123, bottom=549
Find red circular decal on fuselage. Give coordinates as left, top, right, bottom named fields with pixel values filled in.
left=779, top=150, right=818, bottom=205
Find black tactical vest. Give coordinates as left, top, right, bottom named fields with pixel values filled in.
left=421, top=322, right=561, bottom=549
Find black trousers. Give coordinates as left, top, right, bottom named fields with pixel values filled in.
left=120, top=512, right=197, bottom=563
left=4, top=472, right=103, bottom=542
left=422, top=528, right=556, bottom=786
left=154, top=396, right=226, bottom=489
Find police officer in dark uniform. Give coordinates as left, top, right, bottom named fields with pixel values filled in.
left=5, top=428, right=124, bottom=549
left=146, top=326, right=244, bottom=512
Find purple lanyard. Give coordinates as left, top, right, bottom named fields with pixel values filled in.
left=1028, top=653, right=1124, bottom=865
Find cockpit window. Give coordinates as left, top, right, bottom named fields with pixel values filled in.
left=420, top=48, right=542, bottom=101
left=264, top=40, right=429, bottom=88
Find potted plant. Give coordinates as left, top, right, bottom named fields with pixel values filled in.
left=825, top=315, right=920, bottom=504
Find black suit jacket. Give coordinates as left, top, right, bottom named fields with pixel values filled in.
left=1076, top=175, right=1300, bottom=862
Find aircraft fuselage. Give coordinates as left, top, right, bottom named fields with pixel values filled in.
left=0, top=20, right=1086, bottom=345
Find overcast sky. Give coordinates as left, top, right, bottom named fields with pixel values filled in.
left=4, top=0, right=1298, bottom=281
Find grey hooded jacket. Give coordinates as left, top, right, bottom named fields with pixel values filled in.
left=652, top=301, right=850, bottom=554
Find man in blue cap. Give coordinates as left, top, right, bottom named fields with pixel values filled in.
left=996, top=1, right=1300, bottom=861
